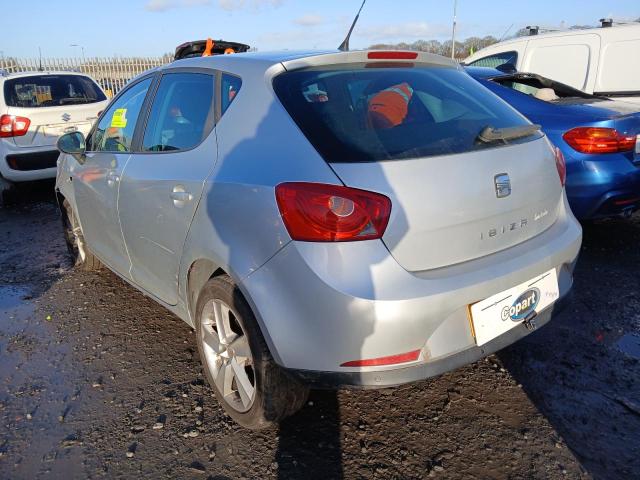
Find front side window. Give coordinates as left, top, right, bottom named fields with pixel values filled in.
left=3, top=74, right=107, bottom=108
left=142, top=73, right=215, bottom=152
left=468, top=51, right=518, bottom=69
left=273, top=63, right=534, bottom=163
left=89, top=78, right=152, bottom=153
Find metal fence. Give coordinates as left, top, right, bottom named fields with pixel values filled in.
left=0, top=56, right=173, bottom=97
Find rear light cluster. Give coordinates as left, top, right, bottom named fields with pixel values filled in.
left=275, top=182, right=391, bottom=242
left=563, top=127, right=636, bottom=154
left=0, top=114, right=30, bottom=138
left=553, top=146, right=566, bottom=187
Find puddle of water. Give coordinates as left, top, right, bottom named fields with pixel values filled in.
left=0, top=285, right=31, bottom=311
left=0, top=283, right=86, bottom=478
left=617, top=333, right=640, bottom=359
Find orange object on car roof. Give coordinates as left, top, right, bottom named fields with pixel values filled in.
left=202, top=38, right=215, bottom=57
left=174, top=39, right=250, bottom=60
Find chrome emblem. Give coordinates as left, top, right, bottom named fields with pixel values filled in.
left=62, top=113, right=71, bottom=122
left=494, top=173, right=511, bottom=198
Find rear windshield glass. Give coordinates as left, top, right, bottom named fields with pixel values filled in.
left=491, top=74, right=601, bottom=104
left=4, top=75, right=106, bottom=108
left=273, top=64, right=537, bottom=162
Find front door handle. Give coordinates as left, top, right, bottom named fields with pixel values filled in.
left=170, top=185, right=193, bottom=206
left=106, top=171, right=120, bottom=187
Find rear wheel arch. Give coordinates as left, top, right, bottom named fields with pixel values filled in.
left=186, top=258, right=226, bottom=323
left=186, top=259, right=281, bottom=365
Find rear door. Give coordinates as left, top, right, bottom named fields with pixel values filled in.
left=72, top=76, right=154, bottom=277
left=596, top=38, right=640, bottom=96
left=4, top=74, right=108, bottom=147
left=118, top=70, right=219, bottom=305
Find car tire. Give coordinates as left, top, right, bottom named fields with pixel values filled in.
left=195, top=275, right=309, bottom=429
left=61, top=199, right=102, bottom=271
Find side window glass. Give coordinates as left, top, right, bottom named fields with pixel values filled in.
left=142, top=73, right=215, bottom=152
left=221, top=73, right=242, bottom=116
left=469, top=51, right=518, bottom=69
left=90, top=78, right=152, bottom=152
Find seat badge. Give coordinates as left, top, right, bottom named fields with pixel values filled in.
left=494, top=173, right=511, bottom=198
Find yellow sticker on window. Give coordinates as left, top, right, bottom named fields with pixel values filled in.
left=110, top=108, right=128, bottom=128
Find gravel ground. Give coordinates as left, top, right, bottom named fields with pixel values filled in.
left=0, top=182, right=638, bottom=480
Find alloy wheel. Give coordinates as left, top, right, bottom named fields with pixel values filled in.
left=200, top=299, right=256, bottom=412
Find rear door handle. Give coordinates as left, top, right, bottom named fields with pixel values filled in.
left=170, top=185, right=193, bottom=206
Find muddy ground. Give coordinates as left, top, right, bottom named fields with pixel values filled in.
left=0, top=182, right=638, bottom=480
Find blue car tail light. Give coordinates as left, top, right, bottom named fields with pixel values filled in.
left=563, top=127, right=636, bottom=154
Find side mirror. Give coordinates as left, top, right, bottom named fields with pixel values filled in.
left=57, top=131, right=86, bottom=163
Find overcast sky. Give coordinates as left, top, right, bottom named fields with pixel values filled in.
left=2, top=0, right=639, bottom=58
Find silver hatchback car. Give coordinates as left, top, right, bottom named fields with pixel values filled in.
left=55, top=50, right=582, bottom=429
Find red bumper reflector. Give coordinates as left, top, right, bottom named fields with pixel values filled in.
left=340, top=349, right=421, bottom=367
left=367, top=51, right=418, bottom=60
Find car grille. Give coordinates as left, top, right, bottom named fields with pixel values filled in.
left=5, top=150, right=59, bottom=171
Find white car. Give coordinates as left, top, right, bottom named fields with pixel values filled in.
left=465, top=22, right=640, bottom=105
left=0, top=71, right=108, bottom=201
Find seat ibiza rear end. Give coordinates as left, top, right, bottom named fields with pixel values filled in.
left=56, top=50, right=582, bottom=429
left=194, top=50, right=581, bottom=428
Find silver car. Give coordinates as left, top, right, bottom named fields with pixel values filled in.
left=55, top=50, right=582, bottom=429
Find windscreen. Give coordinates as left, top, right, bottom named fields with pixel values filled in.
left=273, top=63, right=538, bottom=162
left=4, top=75, right=106, bottom=108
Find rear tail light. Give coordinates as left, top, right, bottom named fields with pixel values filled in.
left=554, top=146, right=566, bottom=187
left=340, top=349, right=421, bottom=367
left=0, top=114, right=31, bottom=138
left=275, top=182, right=391, bottom=242
left=563, top=127, right=636, bottom=154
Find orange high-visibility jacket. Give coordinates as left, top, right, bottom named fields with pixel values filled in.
left=368, top=82, right=414, bottom=129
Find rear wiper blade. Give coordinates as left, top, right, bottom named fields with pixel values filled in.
left=476, top=124, right=541, bottom=144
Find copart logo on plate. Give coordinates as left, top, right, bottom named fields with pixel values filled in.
left=501, top=288, right=540, bottom=321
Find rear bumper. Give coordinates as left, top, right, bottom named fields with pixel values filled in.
left=286, top=291, right=571, bottom=389
left=565, top=152, right=640, bottom=219
left=0, top=142, right=59, bottom=182
left=241, top=194, right=582, bottom=386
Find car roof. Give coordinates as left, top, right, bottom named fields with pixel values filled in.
left=1, top=70, right=91, bottom=78
left=464, top=66, right=505, bottom=79
left=165, top=50, right=335, bottom=70
left=0, top=70, right=97, bottom=88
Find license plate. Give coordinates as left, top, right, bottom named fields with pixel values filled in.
left=469, top=268, right=559, bottom=346
left=636, top=135, right=640, bottom=155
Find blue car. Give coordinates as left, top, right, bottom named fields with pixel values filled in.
left=466, top=66, right=640, bottom=220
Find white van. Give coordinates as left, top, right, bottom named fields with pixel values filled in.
left=464, top=23, right=640, bottom=104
